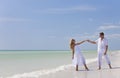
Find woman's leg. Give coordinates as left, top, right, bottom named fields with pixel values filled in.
left=84, top=64, right=89, bottom=71
left=82, top=56, right=89, bottom=71
left=76, top=64, right=78, bottom=71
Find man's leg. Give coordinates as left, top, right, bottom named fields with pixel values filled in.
left=98, top=53, right=102, bottom=70
left=104, top=54, right=112, bottom=69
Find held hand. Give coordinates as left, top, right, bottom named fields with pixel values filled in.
left=86, top=40, right=90, bottom=42
left=104, top=52, right=107, bottom=55
left=84, top=40, right=89, bottom=42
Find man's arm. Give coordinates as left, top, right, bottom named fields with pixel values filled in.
left=104, top=45, right=108, bottom=55
left=87, top=40, right=96, bottom=44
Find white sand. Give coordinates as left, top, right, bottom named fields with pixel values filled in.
left=41, top=51, right=120, bottom=78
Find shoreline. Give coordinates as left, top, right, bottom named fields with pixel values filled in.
left=0, top=50, right=120, bottom=78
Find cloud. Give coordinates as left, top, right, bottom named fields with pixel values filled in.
left=98, top=25, right=120, bottom=30
left=0, top=17, right=33, bottom=23
left=106, top=34, right=120, bottom=39
left=34, top=5, right=96, bottom=14
left=65, top=33, right=98, bottom=41
left=65, top=32, right=120, bottom=41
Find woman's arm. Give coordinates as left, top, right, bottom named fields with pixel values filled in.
left=75, top=40, right=86, bottom=45
left=72, top=48, right=74, bottom=59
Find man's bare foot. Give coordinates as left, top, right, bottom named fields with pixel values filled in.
left=76, top=69, right=78, bottom=71
left=97, top=67, right=101, bottom=70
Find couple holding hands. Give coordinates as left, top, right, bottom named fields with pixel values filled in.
left=70, top=32, right=112, bottom=71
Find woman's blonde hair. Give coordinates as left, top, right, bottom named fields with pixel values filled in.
left=70, top=39, right=75, bottom=50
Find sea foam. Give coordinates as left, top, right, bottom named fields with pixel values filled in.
left=0, top=58, right=97, bottom=78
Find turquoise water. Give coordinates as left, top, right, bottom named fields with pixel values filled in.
left=0, top=50, right=97, bottom=59
left=0, top=50, right=69, bottom=77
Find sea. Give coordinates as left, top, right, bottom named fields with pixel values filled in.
left=0, top=50, right=110, bottom=78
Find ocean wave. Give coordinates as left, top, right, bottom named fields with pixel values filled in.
left=1, top=64, right=72, bottom=78
left=86, top=58, right=97, bottom=64
left=1, top=58, right=97, bottom=78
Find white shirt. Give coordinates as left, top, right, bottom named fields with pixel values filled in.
left=96, top=38, right=108, bottom=52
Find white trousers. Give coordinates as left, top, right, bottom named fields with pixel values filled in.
left=98, top=52, right=111, bottom=67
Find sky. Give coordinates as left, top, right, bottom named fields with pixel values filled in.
left=0, top=0, right=120, bottom=50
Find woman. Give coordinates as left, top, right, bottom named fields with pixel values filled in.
left=70, top=39, right=89, bottom=71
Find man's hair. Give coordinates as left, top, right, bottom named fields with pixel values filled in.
left=100, top=32, right=104, bottom=35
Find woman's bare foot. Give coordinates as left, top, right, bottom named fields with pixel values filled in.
left=85, top=68, right=89, bottom=71
left=109, top=64, right=112, bottom=69
left=84, top=64, right=89, bottom=71
left=76, top=65, right=78, bottom=71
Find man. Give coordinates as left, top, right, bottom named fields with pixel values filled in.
left=87, top=32, right=112, bottom=70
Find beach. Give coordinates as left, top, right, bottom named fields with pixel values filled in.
left=1, top=0, right=120, bottom=78
left=40, top=51, right=120, bottom=78
left=0, top=50, right=119, bottom=78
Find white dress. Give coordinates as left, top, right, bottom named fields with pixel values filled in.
left=72, top=45, right=86, bottom=66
